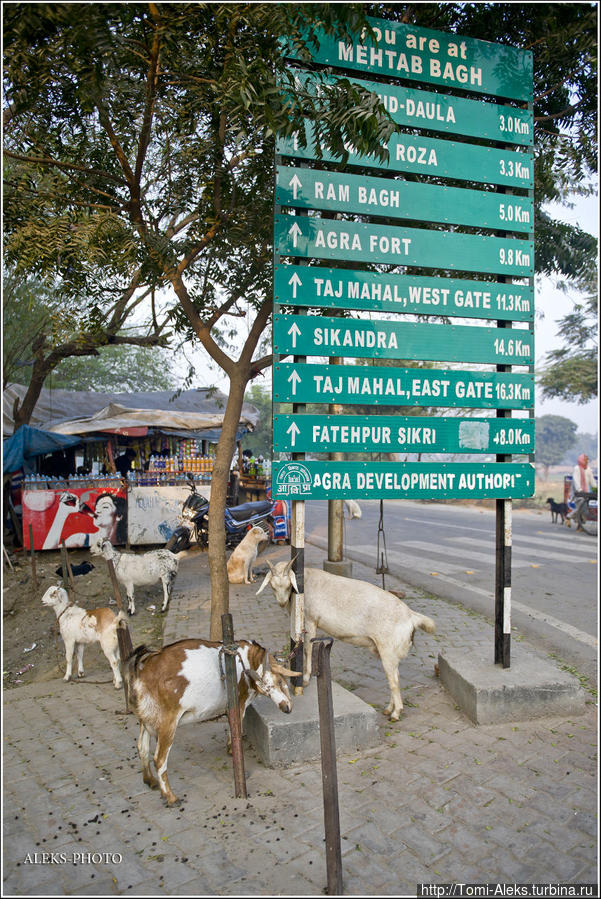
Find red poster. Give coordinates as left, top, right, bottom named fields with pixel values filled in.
left=22, top=487, right=127, bottom=551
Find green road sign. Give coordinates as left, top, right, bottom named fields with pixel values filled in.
left=283, top=16, right=533, bottom=102
left=274, top=314, right=533, bottom=365
left=273, top=413, right=534, bottom=455
left=277, top=165, right=534, bottom=233
left=290, top=70, right=533, bottom=146
left=273, top=362, right=535, bottom=410
left=272, top=460, right=535, bottom=500
left=274, top=265, right=533, bottom=322
left=275, top=215, right=534, bottom=277
left=277, top=127, right=534, bottom=189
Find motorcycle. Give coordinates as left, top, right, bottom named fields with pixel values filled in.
left=165, top=474, right=276, bottom=552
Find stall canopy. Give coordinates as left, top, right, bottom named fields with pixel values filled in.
left=3, top=386, right=259, bottom=441
left=2, top=425, right=80, bottom=474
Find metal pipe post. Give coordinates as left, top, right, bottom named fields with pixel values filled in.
left=221, top=613, right=248, bottom=799
left=28, top=524, right=38, bottom=589
left=106, top=557, right=134, bottom=708
left=313, top=637, right=343, bottom=896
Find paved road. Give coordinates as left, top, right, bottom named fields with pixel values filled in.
left=306, top=500, right=598, bottom=686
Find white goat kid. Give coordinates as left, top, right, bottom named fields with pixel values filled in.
left=227, top=526, right=269, bottom=584
left=257, top=560, right=435, bottom=721
left=91, top=540, right=178, bottom=614
left=41, top=584, right=125, bottom=688
left=123, top=636, right=295, bottom=805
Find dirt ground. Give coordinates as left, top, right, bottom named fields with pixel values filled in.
left=2, top=544, right=165, bottom=691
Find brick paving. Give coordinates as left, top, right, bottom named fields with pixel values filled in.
left=3, top=541, right=598, bottom=895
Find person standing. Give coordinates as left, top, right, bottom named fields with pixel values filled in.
left=567, top=453, right=596, bottom=530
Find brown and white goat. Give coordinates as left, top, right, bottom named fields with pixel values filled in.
left=122, top=636, right=295, bottom=805
left=41, top=584, right=126, bottom=688
left=257, top=560, right=436, bottom=721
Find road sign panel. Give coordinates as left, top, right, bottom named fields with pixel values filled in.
left=272, top=460, right=535, bottom=500
left=283, top=16, right=533, bottom=102
left=273, top=362, right=535, bottom=410
left=277, top=165, right=533, bottom=233
left=290, top=70, right=533, bottom=146
left=274, top=314, right=533, bottom=365
left=275, top=214, right=534, bottom=277
left=274, top=265, right=534, bottom=322
left=277, top=127, right=534, bottom=188
left=273, top=413, right=534, bottom=455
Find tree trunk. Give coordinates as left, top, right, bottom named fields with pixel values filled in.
left=208, top=372, right=247, bottom=640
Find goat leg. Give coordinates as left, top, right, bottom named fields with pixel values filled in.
left=76, top=643, right=85, bottom=678
left=63, top=638, right=75, bottom=681
left=138, top=724, right=159, bottom=791
left=154, top=719, right=179, bottom=805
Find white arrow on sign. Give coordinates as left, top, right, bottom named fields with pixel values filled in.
left=286, top=421, right=301, bottom=447
left=288, top=272, right=302, bottom=298
left=288, top=173, right=302, bottom=199
left=287, top=321, right=301, bottom=348
left=288, top=222, right=302, bottom=248
left=287, top=369, right=302, bottom=395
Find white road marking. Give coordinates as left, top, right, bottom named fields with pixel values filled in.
left=399, top=540, right=532, bottom=568
left=446, top=535, right=596, bottom=563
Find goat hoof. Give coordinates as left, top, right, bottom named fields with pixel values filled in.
left=164, top=796, right=180, bottom=807
left=78, top=672, right=85, bottom=679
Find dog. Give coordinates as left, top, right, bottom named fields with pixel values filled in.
left=227, top=526, right=269, bottom=584
left=546, top=497, right=568, bottom=524
left=344, top=499, right=362, bottom=520
left=41, top=584, right=126, bottom=688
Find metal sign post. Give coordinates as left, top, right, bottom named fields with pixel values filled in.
left=273, top=13, right=534, bottom=662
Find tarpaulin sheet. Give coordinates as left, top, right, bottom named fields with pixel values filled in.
left=2, top=425, right=80, bottom=474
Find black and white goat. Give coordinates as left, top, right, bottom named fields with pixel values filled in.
left=91, top=540, right=178, bottom=614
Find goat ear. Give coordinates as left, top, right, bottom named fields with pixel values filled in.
left=256, top=570, right=272, bottom=595
left=289, top=568, right=299, bottom=595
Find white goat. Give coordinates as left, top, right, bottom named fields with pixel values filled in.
left=257, top=560, right=435, bottom=721
left=344, top=499, right=362, bottom=519
left=41, top=584, right=125, bottom=688
left=227, top=526, right=269, bottom=584
left=122, top=636, right=295, bottom=805
left=91, top=540, right=178, bottom=615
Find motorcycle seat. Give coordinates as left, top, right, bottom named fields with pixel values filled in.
left=227, top=501, right=272, bottom=522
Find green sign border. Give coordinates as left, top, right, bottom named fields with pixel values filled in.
left=274, top=264, right=534, bottom=322
left=273, top=413, right=534, bottom=455
left=277, top=165, right=533, bottom=233
left=272, top=460, right=535, bottom=500
left=277, top=126, right=534, bottom=189
left=273, top=362, right=535, bottom=410
left=283, top=16, right=533, bottom=102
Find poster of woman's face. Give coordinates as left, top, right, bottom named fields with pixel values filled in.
left=23, top=487, right=128, bottom=551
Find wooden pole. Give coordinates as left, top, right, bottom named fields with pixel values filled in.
left=60, top=541, right=75, bottom=598
left=221, top=613, right=247, bottom=799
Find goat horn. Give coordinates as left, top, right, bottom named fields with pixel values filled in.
left=271, top=662, right=298, bottom=678
left=284, top=554, right=298, bottom=573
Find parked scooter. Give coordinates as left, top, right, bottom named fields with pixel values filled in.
left=165, top=474, right=275, bottom=552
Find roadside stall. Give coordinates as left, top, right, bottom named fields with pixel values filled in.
left=3, top=386, right=259, bottom=549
